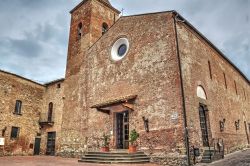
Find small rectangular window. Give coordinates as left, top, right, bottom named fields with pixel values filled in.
left=11, top=127, right=20, bottom=139
left=223, top=73, right=227, bottom=89
left=14, top=100, right=22, bottom=115
left=57, top=83, right=61, bottom=89
left=208, top=61, right=212, bottom=80
left=234, top=81, right=238, bottom=95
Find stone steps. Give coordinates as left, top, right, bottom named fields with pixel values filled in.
left=200, top=147, right=223, bottom=163
left=78, top=151, right=150, bottom=164
left=201, top=147, right=214, bottom=163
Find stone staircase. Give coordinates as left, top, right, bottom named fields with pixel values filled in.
left=201, top=147, right=224, bottom=163
left=78, top=151, right=150, bottom=164
left=200, top=147, right=215, bottom=163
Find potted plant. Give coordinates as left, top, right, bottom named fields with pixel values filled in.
left=129, top=129, right=139, bottom=153
left=100, top=134, right=110, bottom=152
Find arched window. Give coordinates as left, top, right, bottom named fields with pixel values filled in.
left=77, top=23, right=83, bottom=39
left=197, top=86, right=207, bottom=100
left=102, top=22, right=109, bottom=35
left=48, top=102, right=53, bottom=122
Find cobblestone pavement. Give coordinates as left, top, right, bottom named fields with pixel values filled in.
left=0, top=156, right=159, bottom=166
left=197, top=149, right=250, bottom=166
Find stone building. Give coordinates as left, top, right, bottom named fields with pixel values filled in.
left=39, top=79, right=64, bottom=156
left=0, top=70, right=64, bottom=156
left=0, top=0, right=249, bottom=165
left=0, top=70, right=44, bottom=155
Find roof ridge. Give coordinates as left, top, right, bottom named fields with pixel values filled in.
left=0, top=69, right=45, bottom=87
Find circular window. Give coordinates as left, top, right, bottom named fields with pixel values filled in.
left=117, top=44, right=127, bottom=57
left=111, top=38, right=129, bottom=61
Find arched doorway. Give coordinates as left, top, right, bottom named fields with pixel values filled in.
left=197, top=86, right=210, bottom=147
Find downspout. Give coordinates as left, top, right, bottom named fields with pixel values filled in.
left=173, top=12, right=191, bottom=166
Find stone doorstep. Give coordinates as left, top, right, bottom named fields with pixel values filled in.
left=79, top=160, right=149, bottom=164
left=79, top=151, right=150, bottom=164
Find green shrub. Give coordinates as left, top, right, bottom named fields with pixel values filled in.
left=129, top=129, right=139, bottom=146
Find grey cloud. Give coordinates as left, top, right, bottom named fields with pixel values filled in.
left=10, top=38, right=42, bottom=58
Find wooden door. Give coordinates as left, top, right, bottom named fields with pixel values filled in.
left=116, top=113, right=123, bottom=149
left=34, top=138, right=41, bottom=155
left=46, top=132, right=56, bottom=155
left=199, top=105, right=209, bottom=147
left=116, top=111, right=129, bottom=149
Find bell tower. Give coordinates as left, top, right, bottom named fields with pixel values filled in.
left=61, top=0, right=120, bottom=154
left=65, top=0, right=120, bottom=77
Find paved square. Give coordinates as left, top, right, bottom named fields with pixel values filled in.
left=0, top=156, right=159, bottom=166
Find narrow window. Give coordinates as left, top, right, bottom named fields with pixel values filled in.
left=77, top=23, right=83, bottom=39
left=223, top=73, right=227, bottom=89
left=14, top=100, right=22, bottom=115
left=113, top=14, right=116, bottom=23
left=234, top=80, right=238, bottom=95
left=11, top=127, right=20, bottom=139
left=102, top=22, right=109, bottom=35
left=249, top=123, right=250, bottom=133
left=208, top=61, right=212, bottom=80
left=48, top=102, right=53, bottom=122
left=243, top=88, right=246, bottom=100
left=57, top=83, right=61, bottom=89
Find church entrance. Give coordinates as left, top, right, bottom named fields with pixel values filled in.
left=199, top=104, right=210, bottom=147
left=116, top=111, right=129, bottom=149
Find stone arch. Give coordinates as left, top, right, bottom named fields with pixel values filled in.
left=102, top=22, right=109, bottom=35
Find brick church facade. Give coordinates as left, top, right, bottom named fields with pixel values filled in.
left=0, top=0, right=249, bottom=165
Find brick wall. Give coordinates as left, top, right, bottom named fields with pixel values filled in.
left=176, top=21, right=250, bottom=154
left=85, top=12, right=185, bottom=154
left=60, top=0, right=120, bottom=156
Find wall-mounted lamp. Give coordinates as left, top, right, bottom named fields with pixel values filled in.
left=142, top=116, right=149, bottom=132
left=219, top=118, right=226, bottom=132
left=235, top=119, right=240, bottom=130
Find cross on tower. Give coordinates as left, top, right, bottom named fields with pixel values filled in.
left=121, top=8, right=125, bottom=16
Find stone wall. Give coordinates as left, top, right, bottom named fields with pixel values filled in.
left=151, top=155, right=188, bottom=166
left=40, top=80, right=64, bottom=155
left=177, top=20, right=250, bottom=154
left=0, top=71, right=44, bottom=156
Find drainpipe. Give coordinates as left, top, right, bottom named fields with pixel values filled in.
left=173, top=12, right=191, bottom=166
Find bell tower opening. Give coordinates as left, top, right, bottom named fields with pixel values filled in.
left=65, top=0, right=120, bottom=77
left=77, top=23, right=83, bottom=39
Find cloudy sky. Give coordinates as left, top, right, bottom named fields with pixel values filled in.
left=0, top=0, right=249, bottom=83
